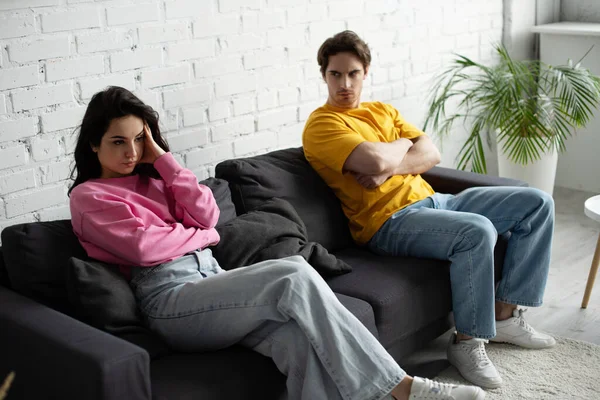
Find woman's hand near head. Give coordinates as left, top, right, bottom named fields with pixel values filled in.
left=139, top=123, right=166, bottom=164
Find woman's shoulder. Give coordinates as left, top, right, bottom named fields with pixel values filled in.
left=70, top=176, right=147, bottom=210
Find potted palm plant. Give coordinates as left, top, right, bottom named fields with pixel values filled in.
left=423, top=44, right=600, bottom=195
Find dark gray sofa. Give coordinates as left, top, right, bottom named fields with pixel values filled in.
left=0, top=147, right=525, bottom=400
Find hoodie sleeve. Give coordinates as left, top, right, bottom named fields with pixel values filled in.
left=71, top=199, right=219, bottom=266
left=153, top=152, right=220, bottom=230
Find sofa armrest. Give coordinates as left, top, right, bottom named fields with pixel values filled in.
left=421, top=166, right=527, bottom=194
left=0, top=286, right=151, bottom=400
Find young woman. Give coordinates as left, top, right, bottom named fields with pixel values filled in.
left=68, top=86, right=484, bottom=400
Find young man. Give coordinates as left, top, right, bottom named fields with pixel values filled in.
left=303, top=30, right=556, bottom=391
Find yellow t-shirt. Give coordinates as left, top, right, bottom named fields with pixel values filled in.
left=302, top=101, right=435, bottom=245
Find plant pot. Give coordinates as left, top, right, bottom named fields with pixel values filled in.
left=497, top=147, right=558, bottom=196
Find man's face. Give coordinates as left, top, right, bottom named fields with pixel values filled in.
left=324, top=52, right=368, bottom=109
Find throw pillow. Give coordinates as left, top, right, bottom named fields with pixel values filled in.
left=200, top=177, right=237, bottom=226
left=1, top=220, right=87, bottom=314
left=66, top=257, right=169, bottom=359
left=211, top=197, right=352, bottom=276
left=215, top=147, right=355, bottom=252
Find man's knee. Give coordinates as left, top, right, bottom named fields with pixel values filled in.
left=460, top=215, right=497, bottom=248
left=518, top=187, right=555, bottom=218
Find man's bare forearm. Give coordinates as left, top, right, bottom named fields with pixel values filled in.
left=344, top=138, right=412, bottom=175
left=391, top=138, right=441, bottom=175
left=370, top=139, right=413, bottom=172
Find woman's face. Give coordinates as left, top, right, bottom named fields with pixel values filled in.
left=92, top=115, right=145, bottom=179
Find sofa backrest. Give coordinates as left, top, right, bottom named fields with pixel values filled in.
left=1, top=219, right=87, bottom=314
left=0, top=247, right=11, bottom=289
left=215, top=147, right=354, bottom=252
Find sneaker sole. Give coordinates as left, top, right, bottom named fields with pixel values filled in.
left=489, top=338, right=556, bottom=349
left=452, top=366, right=503, bottom=389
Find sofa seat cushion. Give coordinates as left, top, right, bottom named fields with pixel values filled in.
left=328, top=241, right=508, bottom=351
left=327, top=248, right=453, bottom=350
left=151, top=347, right=285, bottom=400
left=150, top=292, right=376, bottom=400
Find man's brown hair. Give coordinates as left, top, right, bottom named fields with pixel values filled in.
left=317, top=30, right=371, bottom=78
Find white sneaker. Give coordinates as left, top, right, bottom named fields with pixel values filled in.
left=447, top=333, right=502, bottom=389
left=409, top=377, right=486, bottom=400
left=490, top=308, right=556, bottom=349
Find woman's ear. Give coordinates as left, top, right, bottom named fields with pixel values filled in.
left=90, top=143, right=98, bottom=153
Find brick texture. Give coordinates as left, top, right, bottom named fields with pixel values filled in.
left=0, top=0, right=504, bottom=240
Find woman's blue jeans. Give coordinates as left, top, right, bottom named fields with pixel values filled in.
left=368, top=186, right=554, bottom=339
left=130, top=251, right=404, bottom=400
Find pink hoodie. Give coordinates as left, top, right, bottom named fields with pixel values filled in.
left=70, top=152, right=220, bottom=274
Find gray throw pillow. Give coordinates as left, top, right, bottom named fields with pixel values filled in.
left=65, top=257, right=169, bottom=359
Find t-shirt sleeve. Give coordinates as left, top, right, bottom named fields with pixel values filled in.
left=302, top=113, right=366, bottom=174
left=384, top=103, right=426, bottom=141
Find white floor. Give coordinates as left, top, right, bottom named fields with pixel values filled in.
left=526, top=186, right=600, bottom=345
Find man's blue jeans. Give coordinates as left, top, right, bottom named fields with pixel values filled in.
left=368, top=186, right=554, bottom=339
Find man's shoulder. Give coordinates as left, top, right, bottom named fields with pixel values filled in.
left=305, top=105, right=346, bottom=126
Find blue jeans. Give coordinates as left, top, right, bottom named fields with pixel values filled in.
left=368, top=186, right=554, bottom=339
left=130, top=250, right=403, bottom=400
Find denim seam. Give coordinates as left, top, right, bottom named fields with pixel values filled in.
left=146, top=300, right=279, bottom=319
left=456, top=330, right=496, bottom=340
left=367, top=374, right=404, bottom=400
left=497, top=231, right=518, bottom=300
left=495, top=298, right=542, bottom=307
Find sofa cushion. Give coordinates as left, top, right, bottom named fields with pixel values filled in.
left=202, top=177, right=237, bottom=225
left=66, top=257, right=170, bottom=359
left=150, top=293, right=377, bottom=400
left=212, top=197, right=351, bottom=276
left=327, top=242, right=507, bottom=351
left=327, top=248, right=453, bottom=350
left=215, top=147, right=354, bottom=252
left=0, top=247, right=11, bottom=289
left=1, top=219, right=87, bottom=314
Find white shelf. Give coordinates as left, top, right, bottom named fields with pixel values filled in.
left=532, top=22, right=600, bottom=36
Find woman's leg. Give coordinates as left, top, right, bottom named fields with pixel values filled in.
left=131, top=251, right=404, bottom=400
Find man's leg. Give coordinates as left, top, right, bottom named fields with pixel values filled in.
left=368, top=198, right=498, bottom=339
left=436, top=186, right=554, bottom=311
left=437, top=186, right=555, bottom=348
left=368, top=198, right=503, bottom=388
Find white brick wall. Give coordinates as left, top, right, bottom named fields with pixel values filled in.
left=0, top=0, right=503, bottom=240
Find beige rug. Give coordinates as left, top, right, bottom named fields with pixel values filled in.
left=435, top=337, right=600, bottom=399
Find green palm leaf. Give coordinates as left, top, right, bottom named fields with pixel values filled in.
left=424, top=43, right=600, bottom=172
